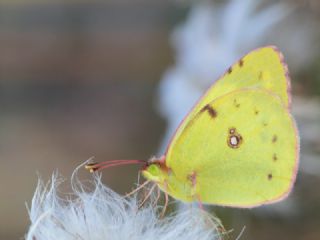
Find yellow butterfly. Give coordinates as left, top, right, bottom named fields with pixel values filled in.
left=86, top=46, right=299, bottom=208
left=142, top=46, right=299, bottom=207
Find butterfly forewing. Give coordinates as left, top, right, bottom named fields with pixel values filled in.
left=167, top=46, right=291, bottom=157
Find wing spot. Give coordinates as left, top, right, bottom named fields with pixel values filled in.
left=233, top=99, right=240, bottom=108
left=259, top=71, right=264, bottom=80
left=228, top=128, right=243, bottom=149
left=227, top=67, right=232, bottom=74
left=200, top=104, right=217, bottom=118
left=239, top=59, right=244, bottom=67
left=187, top=171, right=197, bottom=187
left=273, top=153, right=278, bottom=161
left=268, top=173, right=273, bottom=180
left=272, top=135, right=278, bottom=143
left=254, top=109, right=259, bottom=115
left=230, top=136, right=238, bottom=146
left=263, top=122, right=268, bottom=126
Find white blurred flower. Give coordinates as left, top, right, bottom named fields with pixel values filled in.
left=25, top=170, right=223, bottom=240
left=293, top=97, right=320, bottom=176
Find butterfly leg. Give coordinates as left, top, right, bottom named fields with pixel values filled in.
left=125, top=180, right=151, bottom=197
left=187, top=171, right=204, bottom=209
left=160, top=181, right=169, bottom=218
left=153, top=185, right=161, bottom=207
left=196, top=195, right=204, bottom=210
left=138, top=183, right=156, bottom=209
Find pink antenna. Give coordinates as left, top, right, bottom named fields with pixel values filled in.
left=85, top=159, right=145, bottom=172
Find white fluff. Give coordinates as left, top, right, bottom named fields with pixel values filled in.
left=25, top=170, right=224, bottom=240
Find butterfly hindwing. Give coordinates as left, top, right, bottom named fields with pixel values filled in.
left=166, top=89, right=298, bottom=207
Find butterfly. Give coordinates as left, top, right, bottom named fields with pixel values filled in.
left=141, top=46, right=299, bottom=207
left=86, top=46, right=299, bottom=208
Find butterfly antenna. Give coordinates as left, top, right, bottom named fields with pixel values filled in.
left=85, top=159, right=145, bottom=172
left=125, top=180, right=151, bottom=198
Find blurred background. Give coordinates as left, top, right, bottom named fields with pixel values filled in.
left=0, top=0, right=320, bottom=239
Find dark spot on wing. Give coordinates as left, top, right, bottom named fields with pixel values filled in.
left=233, top=99, right=240, bottom=108
left=187, top=171, right=197, bottom=187
left=259, top=71, right=263, bottom=80
left=273, top=153, right=278, bottom=161
left=239, top=59, right=244, bottom=67
left=201, top=104, right=217, bottom=118
left=268, top=173, right=273, bottom=180
left=272, top=135, right=278, bottom=143
left=227, top=128, right=243, bottom=149
left=227, top=67, right=232, bottom=74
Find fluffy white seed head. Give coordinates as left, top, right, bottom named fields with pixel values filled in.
left=25, top=170, right=224, bottom=240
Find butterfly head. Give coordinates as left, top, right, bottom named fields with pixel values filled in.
left=142, top=156, right=170, bottom=184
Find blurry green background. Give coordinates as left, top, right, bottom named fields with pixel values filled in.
left=0, top=1, right=320, bottom=240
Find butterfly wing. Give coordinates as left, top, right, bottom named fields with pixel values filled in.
left=166, top=46, right=291, bottom=157
left=165, top=89, right=298, bottom=207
